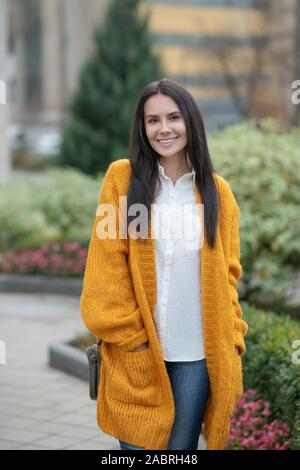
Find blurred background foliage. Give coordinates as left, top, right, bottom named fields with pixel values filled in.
left=211, top=118, right=300, bottom=313
left=242, top=301, right=300, bottom=449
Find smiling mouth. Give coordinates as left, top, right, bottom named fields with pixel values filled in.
left=156, top=137, right=179, bottom=145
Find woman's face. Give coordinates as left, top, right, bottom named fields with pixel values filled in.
left=144, top=94, right=187, bottom=160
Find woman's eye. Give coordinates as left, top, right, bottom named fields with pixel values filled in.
left=148, top=116, right=179, bottom=124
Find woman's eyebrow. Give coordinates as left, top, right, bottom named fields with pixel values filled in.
left=145, top=111, right=181, bottom=118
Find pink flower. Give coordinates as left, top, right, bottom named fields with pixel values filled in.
left=225, top=389, right=292, bottom=451
left=0, top=241, right=87, bottom=277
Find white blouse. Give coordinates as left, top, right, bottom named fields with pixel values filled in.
left=152, top=161, right=205, bottom=362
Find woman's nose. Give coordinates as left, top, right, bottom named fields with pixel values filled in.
left=159, top=120, right=171, bottom=132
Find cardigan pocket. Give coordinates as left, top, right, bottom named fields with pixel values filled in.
left=110, top=346, right=163, bottom=407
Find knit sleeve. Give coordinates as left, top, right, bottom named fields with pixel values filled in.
left=80, top=162, right=149, bottom=352
left=228, top=200, right=248, bottom=357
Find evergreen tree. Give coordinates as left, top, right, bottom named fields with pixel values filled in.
left=59, top=0, right=165, bottom=175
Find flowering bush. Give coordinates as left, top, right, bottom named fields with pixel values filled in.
left=225, top=389, right=291, bottom=450
left=0, top=241, right=87, bottom=277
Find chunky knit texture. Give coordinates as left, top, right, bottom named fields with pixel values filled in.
left=80, top=158, right=248, bottom=450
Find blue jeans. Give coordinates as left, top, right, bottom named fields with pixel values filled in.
left=119, top=358, right=210, bottom=450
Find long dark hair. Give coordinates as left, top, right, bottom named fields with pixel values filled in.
left=127, top=78, right=220, bottom=249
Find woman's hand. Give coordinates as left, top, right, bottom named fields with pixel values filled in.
left=132, top=342, right=149, bottom=352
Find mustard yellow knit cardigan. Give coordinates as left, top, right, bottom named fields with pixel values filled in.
left=80, top=159, right=248, bottom=450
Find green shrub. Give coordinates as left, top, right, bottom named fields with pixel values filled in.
left=210, top=118, right=300, bottom=310
left=242, top=301, right=300, bottom=449
left=0, top=168, right=101, bottom=252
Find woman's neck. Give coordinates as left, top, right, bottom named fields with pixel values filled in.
left=158, top=153, right=193, bottom=183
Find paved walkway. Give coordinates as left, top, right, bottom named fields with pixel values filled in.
left=0, top=292, right=206, bottom=450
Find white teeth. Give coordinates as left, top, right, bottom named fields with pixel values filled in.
left=158, top=138, right=177, bottom=143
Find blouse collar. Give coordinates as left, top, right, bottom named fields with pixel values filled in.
left=157, top=161, right=196, bottom=190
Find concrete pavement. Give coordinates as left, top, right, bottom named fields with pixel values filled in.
left=0, top=292, right=119, bottom=450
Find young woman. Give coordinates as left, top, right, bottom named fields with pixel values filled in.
left=80, top=78, right=248, bottom=451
